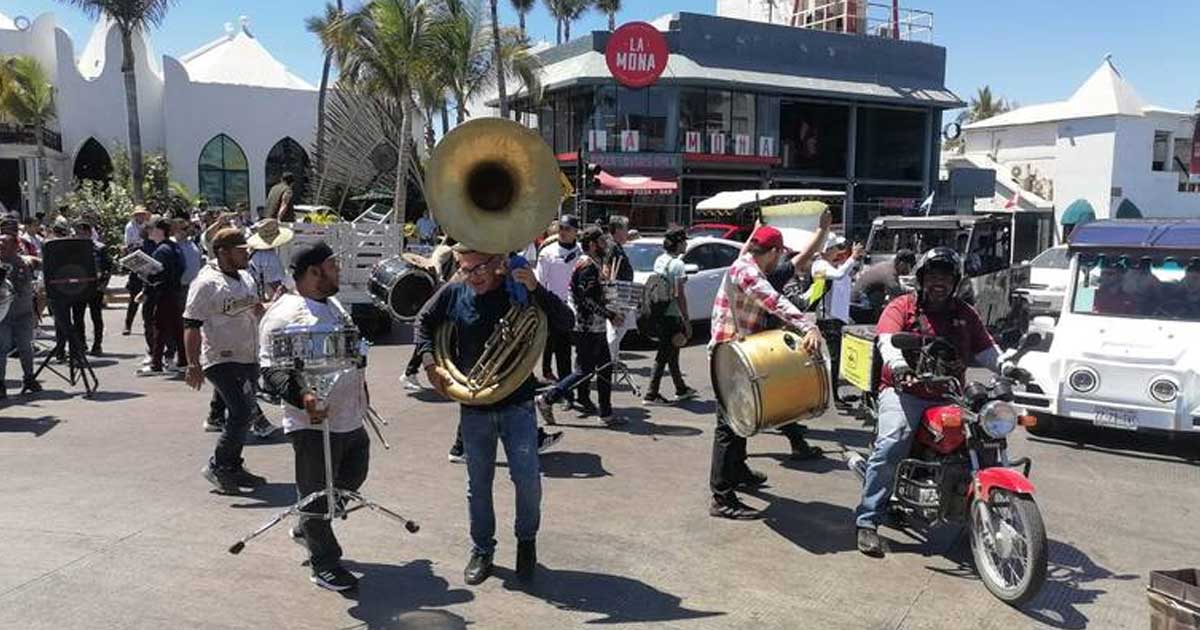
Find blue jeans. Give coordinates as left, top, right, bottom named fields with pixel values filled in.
left=0, top=312, right=36, bottom=387
left=461, top=401, right=542, bottom=555
left=854, top=388, right=939, bottom=528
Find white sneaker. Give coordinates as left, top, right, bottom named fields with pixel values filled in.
left=401, top=373, right=424, bottom=391
left=136, top=366, right=164, bottom=377
left=141, top=356, right=152, bottom=366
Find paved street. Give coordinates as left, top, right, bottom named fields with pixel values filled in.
left=1, top=305, right=1197, bottom=630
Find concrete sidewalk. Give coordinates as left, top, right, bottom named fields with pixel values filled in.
left=0, top=305, right=1196, bottom=629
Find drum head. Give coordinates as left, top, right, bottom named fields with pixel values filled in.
left=390, top=272, right=436, bottom=318
left=711, top=342, right=761, bottom=438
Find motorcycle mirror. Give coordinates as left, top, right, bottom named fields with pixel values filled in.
left=890, top=332, right=925, bottom=351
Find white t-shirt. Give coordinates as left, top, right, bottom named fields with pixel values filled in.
left=811, top=256, right=857, bottom=324
left=183, top=263, right=261, bottom=367
left=249, top=249, right=288, bottom=296
left=536, top=240, right=581, bottom=302
left=259, top=294, right=366, bottom=434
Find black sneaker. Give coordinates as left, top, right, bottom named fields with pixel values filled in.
left=857, top=527, right=885, bottom=558
left=735, top=469, right=768, bottom=489
left=251, top=416, right=279, bottom=439
left=675, top=387, right=699, bottom=401
left=516, top=539, right=537, bottom=582
left=21, top=377, right=42, bottom=393
left=202, top=464, right=241, bottom=495
left=537, top=429, right=563, bottom=453
left=709, top=494, right=763, bottom=520
left=787, top=437, right=824, bottom=461
left=575, top=401, right=599, bottom=416
left=234, top=466, right=267, bottom=488
left=642, top=392, right=669, bottom=405
left=89, top=343, right=103, bottom=357
left=290, top=526, right=306, bottom=547
left=464, top=552, right=493, bottom=586
left=448, top=442, right=466, bottom=464
left=202, top=417, right=225, bottom=432
left=311, top=565, right=359, bottom=591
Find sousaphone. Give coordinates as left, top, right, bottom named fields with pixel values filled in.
left=425, top=117, right=565, bottom=405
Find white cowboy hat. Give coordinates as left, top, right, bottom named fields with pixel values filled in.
left=247, top=218, right=294, bottom=251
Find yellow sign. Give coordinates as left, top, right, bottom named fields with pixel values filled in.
left=840, top=333, right=875, bottom=392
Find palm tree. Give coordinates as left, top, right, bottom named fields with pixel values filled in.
left=543, top=0, right=566, bottom=44
left=434, top=2, right=542, bottom=124
left=314, top=0, right=437, bottom=222
left=561, top=0, right=590, bottom=42
left=305, top=0, right=345, bottom=200
left=596, top=0, right=620, bottom=31
left=0, top=56, right=56, bottom=214
left=59, top=0, right=176, bottom=204
left=968, top=86, right=1011, bottom=123
left=489, top=0, right=509, bottom=118
left=510, top=0, right=535, bottom=39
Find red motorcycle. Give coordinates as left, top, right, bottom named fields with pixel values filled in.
left=846, top=332, right=1048, bottom=605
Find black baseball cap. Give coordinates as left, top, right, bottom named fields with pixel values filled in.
left=559, top=214, right=581, bottom=230
left=290, top=241, right=335, bottom=278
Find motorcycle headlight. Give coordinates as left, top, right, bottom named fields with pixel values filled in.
left=980, top=401, right=1019, bottom=439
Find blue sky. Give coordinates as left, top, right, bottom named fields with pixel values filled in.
left=7, top=0, right=1200, bottom=113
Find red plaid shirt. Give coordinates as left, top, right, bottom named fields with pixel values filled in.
left=709, top=253, right=814, bottom=350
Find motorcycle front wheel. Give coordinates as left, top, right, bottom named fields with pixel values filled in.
left=969, top=489, right=1048, bottom=606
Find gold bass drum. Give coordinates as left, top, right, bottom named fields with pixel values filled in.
left=711, top=329, right=831, bottom=438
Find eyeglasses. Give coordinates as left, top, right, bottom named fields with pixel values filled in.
left=461, top=257, right=500, bottom=278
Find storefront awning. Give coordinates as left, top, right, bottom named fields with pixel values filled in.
left=1061, top=199, right=1096, bottom=225
left=1115, top=198, right=1143, bottom=219
left=594, top=171, right=677, bottom=196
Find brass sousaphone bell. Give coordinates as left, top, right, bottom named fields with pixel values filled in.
left=424, top=117, right=566, bottom=405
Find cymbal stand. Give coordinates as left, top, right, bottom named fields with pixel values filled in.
left=228, top=368, right=417, bottom=555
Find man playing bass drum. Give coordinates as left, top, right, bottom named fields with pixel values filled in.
left=708, top=225, right=823, bottom=520
left=854, top=247, right=1026, bottom=557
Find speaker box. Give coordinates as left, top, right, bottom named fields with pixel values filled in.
left=43, top=238, right=98, bottom=304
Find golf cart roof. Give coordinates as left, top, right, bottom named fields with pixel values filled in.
left=870, top=215, right=1001, bottom=229
left=1068, top=219, right=1200, bottom=253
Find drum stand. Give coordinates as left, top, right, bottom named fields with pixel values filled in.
left=228, top=370, right=418, bottom=555
left=556, top=359, right=642, bottom=399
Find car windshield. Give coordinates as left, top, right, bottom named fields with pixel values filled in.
left=869, top=227, right=970, bottom=256
left=1030, top=247, right=1070, bottom=269
left=1071, top=253, right=1200, bottom=322
left=626, top=242, right=663, bottom=272
left=688, top=227, right=728, bottom=239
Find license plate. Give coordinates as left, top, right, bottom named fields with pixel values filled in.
left=1093, top=405, right=1138, bottom=431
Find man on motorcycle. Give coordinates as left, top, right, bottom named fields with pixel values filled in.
left=854, top=247, right=1019, bottom=557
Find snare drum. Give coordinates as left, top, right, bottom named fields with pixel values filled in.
left=711, top=329, right=830, bottom=438
left=603, top=280, right=643, bottom=311
left=268, top=324, right=366, bottom=372
left=369, top=255, right=438, bottom=320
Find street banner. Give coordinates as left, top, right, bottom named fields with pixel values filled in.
left=758, top=136, right=776, bottom=157
left=709, top=132, right=726, bottom=154
left=735, top=134, right=752, bottom=156
left=685, top=131, right=702, bottom=153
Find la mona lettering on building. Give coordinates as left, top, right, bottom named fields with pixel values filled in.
left=499, top=10, right=959, bottom=232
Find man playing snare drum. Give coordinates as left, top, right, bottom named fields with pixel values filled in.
left=708, top=225, right=822, bottom=520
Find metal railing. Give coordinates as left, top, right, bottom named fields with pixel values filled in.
left=0, top=123, right=63, bottom=153
left=786, top=1, right=934, bottom=43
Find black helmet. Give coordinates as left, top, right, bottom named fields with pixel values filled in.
left=914, top=247, right=962, bottom=293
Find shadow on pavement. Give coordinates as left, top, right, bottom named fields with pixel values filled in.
left=747, top=451, right=850, bottom=474
left=0, top=415, right=62, bottom=436
left=925, top=537, right=1137, bottom=629
left=340, top=559, right=473, bottom=630
left=539, top=451, right=611, bottom=479
left=407, top=390, right=455, bottom=404
left=499, top=564, right=724, bottom=624
left=229, top=482, right=297, bottom=509
left=744, top=489, right=858, bottom=555
left=1028, top=426, right=1200, bottom=465
left=803, top=426, right=875, bottom=450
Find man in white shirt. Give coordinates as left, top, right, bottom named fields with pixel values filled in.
left=182, top=228, right=269, bottom=495
left=535, top=214, right=580, bottom=395
left=810, top=235, right=864, bottom=405
left=259, top=241, right=369, bottom=592
left=123, top=207, right=149, bottom=254
left=247, top=218, right=294, bottom=299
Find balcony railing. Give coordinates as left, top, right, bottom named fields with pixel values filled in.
left=0, top=123, right=63, bottom=153
left=785, top=1, right=934, bottom=44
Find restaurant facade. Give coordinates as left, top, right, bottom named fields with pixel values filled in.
left=510, top=11, right=962, bottom=238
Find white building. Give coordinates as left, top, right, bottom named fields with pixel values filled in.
left=0, top=10, right=318, bottom=216
left=954, top=57, right=1199, bottom=227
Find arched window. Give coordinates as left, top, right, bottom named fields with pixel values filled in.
left=73, top=138, right=113, bottom=183
left=198, top=134, right=250, bottom=209
left=265, top=138, right=310, bottom=202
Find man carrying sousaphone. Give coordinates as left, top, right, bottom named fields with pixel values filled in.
left=708, top=225, right=824, bottom=520
left=415, top=243, right=574, bottom=586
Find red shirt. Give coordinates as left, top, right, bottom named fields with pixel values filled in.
left=876, top=293, right=994, bottom=396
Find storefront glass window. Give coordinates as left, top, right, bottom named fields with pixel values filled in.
left=570, top=89, right=594, bottom=153
left=856, top=107, right=928, bottom=181
left=731, top=93, right=756, bottom=154
left=756, top=95, right=780, bottom=157
left=678, top=88, right=707, bottom=152
left=592, top=85, right=617, bottom=152
left=538, top=101, right=554, bottom=149
left=779, top=101, right=849, bottom=177
left=706, top=90, right=732, bottom=153
left=554, top=92, right=572, bottom=154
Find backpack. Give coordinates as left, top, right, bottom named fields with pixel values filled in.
left=637, top=271, right=678, bottom=339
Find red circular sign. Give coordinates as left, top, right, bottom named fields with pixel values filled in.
left=605, top=22, right=669, bottom=88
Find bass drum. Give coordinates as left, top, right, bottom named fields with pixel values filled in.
left=369, top=254, right=438, bottom=321
left=711, top=329, right=830, bottom=438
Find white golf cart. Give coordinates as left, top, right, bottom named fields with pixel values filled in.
left=1014, top=219, right=1200, bottom=436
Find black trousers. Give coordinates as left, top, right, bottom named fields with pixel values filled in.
left=206, top=362, right=258, bottom=470
left=545, top=331, right=610, bottom=416
left=541, top=334, right=573, bottom=400
left=404, top=346, right=423, bottom=377
left=70, top=291, right=104, bottom=347
left=818, top=319, right=845, bottom=402
left=647, top=317, right=686, bottom=396
left=125, top=275, right=143, bottom=332
left=290, top=427, right=370, bottom=571
left=709, top=411, right=808, bottom=499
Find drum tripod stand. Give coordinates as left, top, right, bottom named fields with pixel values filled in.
left=228, top=370, right=418, bottom=555
left=28, top=300, right=98, bottom=396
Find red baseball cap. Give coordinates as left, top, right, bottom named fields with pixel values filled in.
left=748, top=225, right=784, bottom=250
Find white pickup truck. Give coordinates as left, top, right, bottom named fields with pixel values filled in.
left=1014, top=219, right=1200, bottom=436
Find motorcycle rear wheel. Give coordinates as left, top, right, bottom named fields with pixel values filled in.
left=969, top=489, right=1048, bottom=606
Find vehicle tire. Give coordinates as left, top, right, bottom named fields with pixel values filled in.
left=970, top=489, right=1048, bottom=606
left=1025, top=412, right=1058, bottom=437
